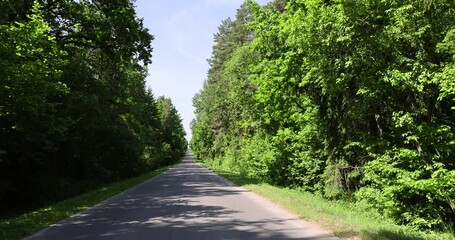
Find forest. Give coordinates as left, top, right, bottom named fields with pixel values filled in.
left=0, top=0, right=187, bottom=213
left=191, top=0, right=455, bottom=231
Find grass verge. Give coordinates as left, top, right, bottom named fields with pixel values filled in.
left=0, top=164, right=175, bottom=240
left=204, top=164, right=455, bottom=240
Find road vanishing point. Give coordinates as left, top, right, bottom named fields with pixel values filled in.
left=26, top=153, right=338, bottom=240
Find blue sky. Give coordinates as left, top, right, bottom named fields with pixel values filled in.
left=134, top=0, right=270, bottom=141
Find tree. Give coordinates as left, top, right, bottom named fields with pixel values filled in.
left=0, top=2, right=69, bottom=204
left=0, top=0, right=187, bottom=211
left=191, top=2, right=255, bottom=162
left=191, top=0, right=455, bottom=230
left=157, top=97, right=187, bottom=163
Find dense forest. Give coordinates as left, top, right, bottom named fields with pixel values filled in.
left=0, top=0, right=187, bottom=212
left=191, top=0, right=455, bottom=231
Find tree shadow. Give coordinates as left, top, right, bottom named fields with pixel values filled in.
left=333, top=229, right=359, bottom=239
left=25, top=154, right=337, bottom=239
left=213, top=170, right=262, bottom=186
left=360, top=229, right=426, bottom=240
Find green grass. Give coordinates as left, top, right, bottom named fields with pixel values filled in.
left=0, top=164, right=175, bottom=240
left=205, top=164, right=455, bottom=240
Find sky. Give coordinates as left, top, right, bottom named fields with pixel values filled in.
left=134, top=0, right=270, bottom=141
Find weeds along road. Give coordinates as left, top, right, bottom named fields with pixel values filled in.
left=26, top=153, right=338, bottom=240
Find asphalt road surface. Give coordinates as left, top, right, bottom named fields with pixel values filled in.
left=26, top=153, right=338, bottom=240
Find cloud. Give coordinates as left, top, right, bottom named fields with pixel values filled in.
left=163, top=5, right=215, bottom=64
left=136, top=0, right=271, bottom=141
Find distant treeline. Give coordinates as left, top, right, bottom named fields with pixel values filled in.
left=191, top=0, right=455, bottom=230
left=0, top=0, right=187, bottom=210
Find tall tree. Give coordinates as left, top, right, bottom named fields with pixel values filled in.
left=0, top=2, right=69, bottom=204
left=191, top=2, right=255, bottom=161
left=157, top=96, right=187, bottom=163
left=191, top=0, right=455, bottom=230
left=0, top=0, right=187, bottom=211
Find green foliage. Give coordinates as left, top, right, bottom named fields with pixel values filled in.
left=0, top=164, right=173, bottom=240
left=190, top=2, right=256, bottom=161
left=156, top=96, right=188, bottom=162
left=0, top=0, right=186, bottom=214
left=358, top=148, right=455, bottom=230
left=192, top=0, right=455, bottom=232
left=0, top=1, right=70, bottom=204
left=209, top=165, right=455, bottom=240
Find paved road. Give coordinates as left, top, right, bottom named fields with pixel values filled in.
left=27, top=153, right=338, bottom=240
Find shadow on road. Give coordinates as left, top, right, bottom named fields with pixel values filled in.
left=27, top=154, right=337, bottom=239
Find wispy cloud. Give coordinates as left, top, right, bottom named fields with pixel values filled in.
left=135, top=0, right=270, bottom=140
left=163, top=5, right=215, bottom=63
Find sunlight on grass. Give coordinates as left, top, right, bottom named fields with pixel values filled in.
left=205, top=163, right=455, bottom=240
left=0, top=164, right=174, bottom=240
